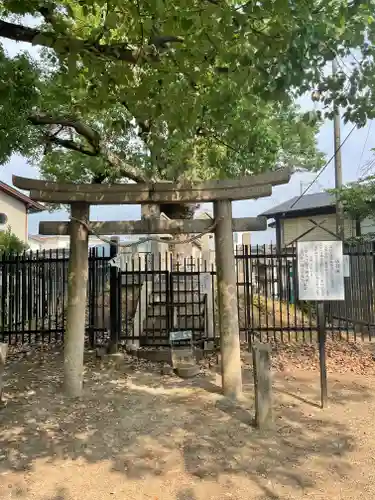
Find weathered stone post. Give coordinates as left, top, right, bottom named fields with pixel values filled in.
left=214, top=199, right=242, bottom=399
left=64, top=202, right=90, bottom=397
left=252, top=343, right=272, bottom=429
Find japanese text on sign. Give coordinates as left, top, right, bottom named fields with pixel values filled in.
left=297, top=241, right=344, bottom=301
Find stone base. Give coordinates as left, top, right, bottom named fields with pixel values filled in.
left=161, top=365, right=174, bottom=376
left=175, top=364, right=200, bottom=379
left=137, top=348, right=172, bottom=364
left=124, top=345, right=211, bottom=365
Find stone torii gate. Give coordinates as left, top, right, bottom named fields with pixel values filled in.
left=13, top=169, right=291, bottom=398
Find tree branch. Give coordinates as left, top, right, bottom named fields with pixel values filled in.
left=45, top=135, right=98, bottom=155
left=28, top=114, right=101, bottom=150
left=0, top=20, right=183, bottom=64
left=38, top=3, right=60, bottom=28
left=0, top=20, right=137, bottom=62
left=149, top=35, right=184, bottom=48
left=103, top=148, right=150, bottom=183
left=30, top=112, right=149, bottom=183
left=121, top=100, right=152, bottom=143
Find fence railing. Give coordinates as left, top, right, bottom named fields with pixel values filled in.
left=0, top=248, right=111, bottom=346
left=0, top=243, right=374, bottom=346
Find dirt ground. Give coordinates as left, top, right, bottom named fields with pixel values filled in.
left=1, top=348, right=375, bottom=500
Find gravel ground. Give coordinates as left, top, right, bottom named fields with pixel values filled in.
left=0, top=347, right=375, bottom=500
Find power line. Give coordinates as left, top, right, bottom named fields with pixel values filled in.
left=357, top=121, right=372, bottom=176
left=360, top=156, right=375, bottom=179
left=290, top=124, right=356, bottom=209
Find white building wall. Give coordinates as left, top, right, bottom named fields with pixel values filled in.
left=0, top=190, right=27, bottom=241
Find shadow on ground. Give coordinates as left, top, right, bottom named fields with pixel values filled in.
left=0, top=348, right=370, bottom=499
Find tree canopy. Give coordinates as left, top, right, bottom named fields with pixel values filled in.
left=1, top=1, right=374, bottom=186
left=333, top=175, right=375, bottom=223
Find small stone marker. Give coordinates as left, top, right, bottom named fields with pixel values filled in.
left=170, top=330, right=198, bottom=378
left=170, top=330, right=194, bottom=367
left=252, top=343, right=272, bottom=429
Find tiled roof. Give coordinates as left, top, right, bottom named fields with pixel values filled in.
left=261, top=192, right=334, bottom=218
left=0, top=181, right=45, bottom=213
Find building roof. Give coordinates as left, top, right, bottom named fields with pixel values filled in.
left=261, top=192, right=335, bottom=218
left=0, top=181, right=45, bottom=213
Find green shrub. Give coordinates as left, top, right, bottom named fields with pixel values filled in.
left=0, top=226, right=28, bottom=254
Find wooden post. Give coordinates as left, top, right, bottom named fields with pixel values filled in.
left=214, top=199, right=242, bottom=399
left=64, top=202, right=89, bottom=397
left=317, top=301, right=328, bottom=408
left=142, top=204, right=161, bottom=270
left=201, top=235, right=214, bottom=339
left=109, top=236, right=120, bottom=354
left=252, top=343, right=272, bottom=429
left=0, top=343, right=8, bottom=403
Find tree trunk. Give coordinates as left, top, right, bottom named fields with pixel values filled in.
left=141, top=204, right=161, bottom=269
left=160, top=203, right=198, bottom=270
left=64, top=202, right=90, bottom=397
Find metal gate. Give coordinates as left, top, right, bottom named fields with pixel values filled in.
left=117, top=268, right=209, bottom=347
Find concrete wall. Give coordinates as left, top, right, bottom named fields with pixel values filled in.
left=361, top=217, right=375, bottom=236
left=0, top=190, right=27, bottom=241
left=281, top=213, right=356, bottom=247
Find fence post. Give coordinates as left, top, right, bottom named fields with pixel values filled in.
left=88, top=248, right=96, bottom=349
left=201, top=244, right=213, bottom=340
left=0, top=342, right=8, bottom=403
left=244, top=245, right=252, bottom=349
left=109, top=237, right=120, bottom=353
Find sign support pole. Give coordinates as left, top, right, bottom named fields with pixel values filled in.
left=297, top=240, right=345, bottom=409
left=317, top=301, right=328, bottom=408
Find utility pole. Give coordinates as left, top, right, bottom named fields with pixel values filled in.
left=332, top=58, right=345, bottom=240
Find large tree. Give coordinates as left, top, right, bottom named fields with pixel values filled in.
left=3, top=0, right=374, bottom=194
left=2, top=0, right=375, bottom=396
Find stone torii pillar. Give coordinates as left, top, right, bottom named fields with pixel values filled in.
left=214, top=199, right=242, bottom=399
left=65, top=202, right=90, bottom=397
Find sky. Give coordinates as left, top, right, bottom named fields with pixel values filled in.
left=1, top=38, right=374, bottom=244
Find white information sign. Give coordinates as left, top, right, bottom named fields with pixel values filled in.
left=297, top=241, right=345, bottom=301
left=200, top=272, right=211, bottom=294
left=170, top=330, right=193, bottom=342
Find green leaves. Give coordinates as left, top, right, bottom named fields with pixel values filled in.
left=2, top=0, right=374, bottom=186
left=0, top=49, right=42, bottom=164
left=331, top=176, right=375, bottom=222
left=0, top=226, right=28, bottom=254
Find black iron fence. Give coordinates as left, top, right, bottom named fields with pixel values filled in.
left=0, top=243, right=374, bottom=347
left=0, top=248, right=111, bottom=346
left=235, top=244, right=318, bottom=344
left=236, top=243, right=375, bottom=343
